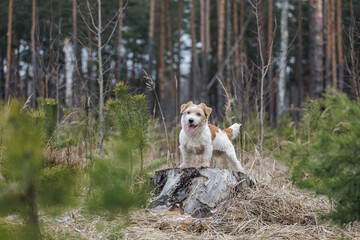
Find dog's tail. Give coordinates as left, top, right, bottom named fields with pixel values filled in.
left=223, top=123, right=242, bottom=140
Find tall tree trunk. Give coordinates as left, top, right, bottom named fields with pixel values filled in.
left=148, top=0, right=155, bottom=112
left=190, top=0, right=198, bottom=100
left=116, top=0, right=123, bottom=82
left=257, top=0, right=266, bottom=116
left=175, top=0, right=183, bottom=164
left=295, top=0, right=303, bottom=118
left=148, top=0, right=155, bottom=77
left=330, top=0, right=337, bottom=88
left=200, top=0, right=209, bottom=103
left=5, top=0, right=14, bottom=101
left=49, top=6, right=57, bottom=99
left=336, top=0, right=343, bottom=90
left=159, top=0, right=166, bottom=102
left=309, top=0, right=324, bottom=98
left=30, top=0, right=37, bottom=107
left=233, top=0, right=240, bottom=107
left=177, top=0, right=183, bottom=84
left=255, top=0, right=267, bottom=166
left=278, top=0, right=289, bottom=118
left=88, top=17, right=95, bottom=104
left=72, top=0, right=80, bottom=107
left=14, top=39, right=20, bottom=97
left=97, top=0, right=105, bottom=156
left=226, top=0, right=231, bottom=90
left=217, top=0, right=225, bottom=113
left=308, top=0, right=314, bottom=96
left=349, top=0, right=359, bottom=102
left=166, top=0, right=176, bottom=106
left=205, top=0, right=210, bottom=84
left=325, top=0, right=331, bottom=87
left=267, top=0, right=275, bottom=126
left=216, top=0, right=225, bottom=77
left=240, top=0, right=246, bottom=120
left=64, top=38, right=74, bottom=107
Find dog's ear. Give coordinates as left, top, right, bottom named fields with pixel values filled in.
left=180, top=101, right=193, bottom=113
left=201, top=103, right=212, bottom=119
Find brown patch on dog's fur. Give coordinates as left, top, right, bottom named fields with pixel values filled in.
left=180, top=101, right=194, bottom=113
left=208, top=124, right=220, bottom=141
left=200, top=103, right=212, bottom=119
left=222, top=128, right=233, bottom=140
left=200, top=114, right=207, bottom=123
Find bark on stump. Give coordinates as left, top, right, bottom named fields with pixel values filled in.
left=149, top=168, right=256, bottom=218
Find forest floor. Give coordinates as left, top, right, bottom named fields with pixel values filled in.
left=37, top=152, right=359, bottom=239
left=2, top=151, right=360, bottom=239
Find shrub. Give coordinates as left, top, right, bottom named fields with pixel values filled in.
left=86, top=139, right=150, bottom=214
left=44, top=98, right=58, bottom=142
left=106, top=82, right=150, bottom=174
left=0, top=100, right=78, bottom=239
left=279, top=89, right=360, bottom=224
left=85, top=83, right=151, bottom=215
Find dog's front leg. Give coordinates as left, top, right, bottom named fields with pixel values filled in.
left=200, top=145, right=213, bottom=168
left=179, top=145, right=191, bottom=168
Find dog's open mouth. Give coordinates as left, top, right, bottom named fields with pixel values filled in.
left=187, top=124, right=197, bottom=133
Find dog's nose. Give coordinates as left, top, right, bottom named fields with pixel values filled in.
left=188, top=118, right=194, bottom=124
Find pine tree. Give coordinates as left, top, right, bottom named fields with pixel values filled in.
left=280, top=89, right=360, bottom=224
left=0, top=101, right=78, bottom=239
left=44, top=98, right=58, bottom=142
left=106, top=82, right=150, bottom=175
left=86, top=83, right=151, bottom=214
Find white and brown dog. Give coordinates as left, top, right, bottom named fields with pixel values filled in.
left=179, top=101, right=244, bottom=172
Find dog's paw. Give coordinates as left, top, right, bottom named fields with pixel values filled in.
left=199, top=164, right=210, bottom=169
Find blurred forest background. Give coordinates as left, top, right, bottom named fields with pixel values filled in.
left=1, top=0, right=359, bottom=122
left=0, top=0, right=360, bottom=239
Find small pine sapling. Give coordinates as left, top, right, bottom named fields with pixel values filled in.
left=132, top=94, right=150, bottom=175
left=280, top=89, right=360, bottom=224
left=44, top=98, right=58, bottom=143
left=0, top=101, right=79, bottom=239
left=106, top=82, right=150, bottom=176
left=85, top=139, right=150, bottom=215
left=86, top=82, right=151, bottom=215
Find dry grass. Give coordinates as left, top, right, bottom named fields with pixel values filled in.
left=123, top=155, right=360, bottom=240
left=40, top=209, right=127, bottom=239
left=45, top=143, right=87, bottom=168
left=32, top=176, right=359, bottom=239
left=127, top=180, right=359, bottom=240
left=2, top=147, right=360, bottom=239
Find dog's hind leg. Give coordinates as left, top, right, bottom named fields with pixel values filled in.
left=225, top=146, right=244, bottom=172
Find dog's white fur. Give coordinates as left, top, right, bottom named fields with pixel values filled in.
left=179, top=101, right=244, bottom=172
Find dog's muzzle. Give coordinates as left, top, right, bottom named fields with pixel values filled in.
left=187, top=118, right=197, bottom=133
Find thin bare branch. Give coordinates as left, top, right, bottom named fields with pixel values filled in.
left=102, top=0, right=127, bottom=32
left=77, top=2, right=98, bottom=35
left=86, top=0, right=98, bottom=31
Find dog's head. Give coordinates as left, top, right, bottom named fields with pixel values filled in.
left=180, top=101, right=212, bottom=133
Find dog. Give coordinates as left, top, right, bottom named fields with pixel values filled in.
left=179, top=101, right=244, bottom=172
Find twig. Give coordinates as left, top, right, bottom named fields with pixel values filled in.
left=143, top=70, right=173, bottom=167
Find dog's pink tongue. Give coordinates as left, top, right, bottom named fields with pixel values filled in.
left=188, top=125, right=195, bottom=133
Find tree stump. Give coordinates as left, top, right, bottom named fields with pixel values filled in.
left=149, top=168, right=256, bottom=217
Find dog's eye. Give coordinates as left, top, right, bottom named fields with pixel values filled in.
left=197, top=113, right=201, bottom=117
left=187, top=111, right=191, bottom=114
